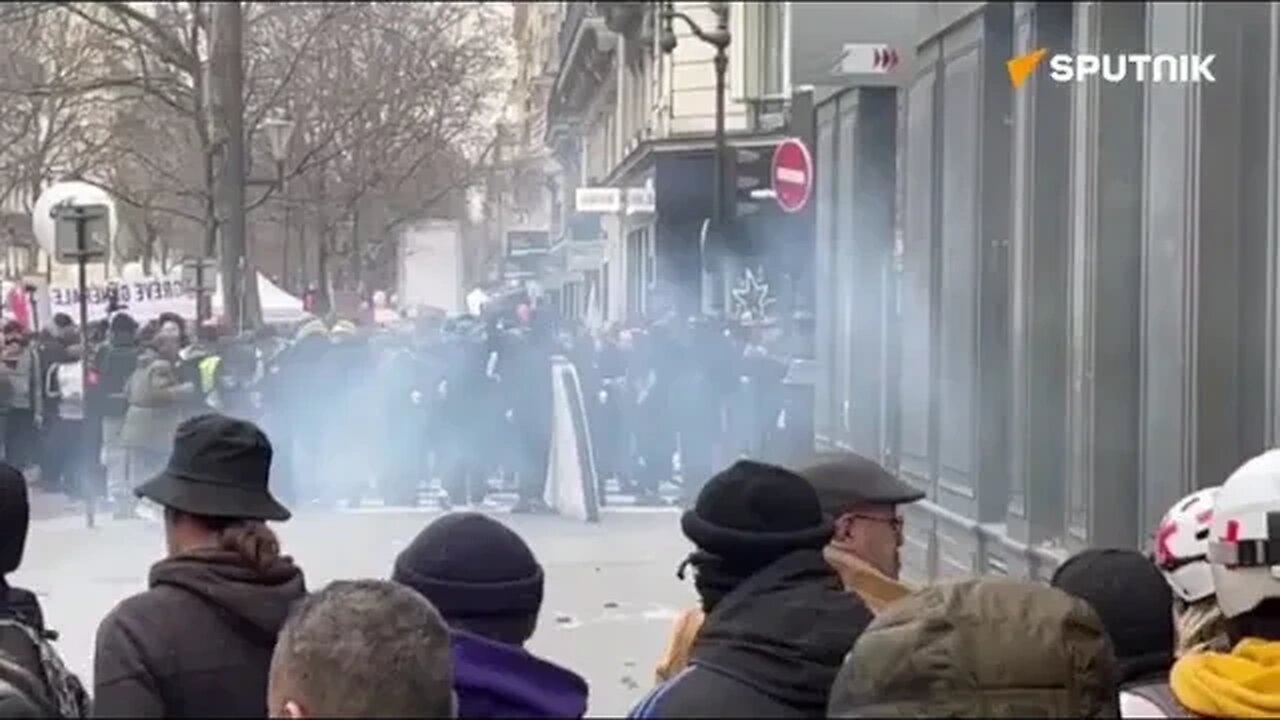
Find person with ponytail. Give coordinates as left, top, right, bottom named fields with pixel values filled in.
left=93, top=414, right=305, bottom=718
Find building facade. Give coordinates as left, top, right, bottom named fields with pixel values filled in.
left=488, top=3, right=563, bottom=295
left=545, top=2, right=918, bottom=328
left=814, top=0, right=1280, bottom=582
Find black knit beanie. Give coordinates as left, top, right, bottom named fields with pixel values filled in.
left=392, top=513, right=544, bottom=627
left=1051, top=548, right=1175, bottom=685
left=682, top=459, right=833, bottom=565
left=0, top=464, right=28, bottom=577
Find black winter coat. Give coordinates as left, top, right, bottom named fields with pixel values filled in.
left=637, top=550, right=872, bottom=718
left=92, top=549, right=306, bottom=718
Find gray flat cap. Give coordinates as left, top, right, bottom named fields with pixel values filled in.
left=799, top=452, right=925, bottom=515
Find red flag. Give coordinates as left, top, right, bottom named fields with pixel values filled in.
left=6, top=286, right=30, bottom=332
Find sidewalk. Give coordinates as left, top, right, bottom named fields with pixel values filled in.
left=27, top=486, right=84, bottom=521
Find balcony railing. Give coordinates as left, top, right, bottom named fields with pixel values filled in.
left=558, top=1, right=593, bottom=70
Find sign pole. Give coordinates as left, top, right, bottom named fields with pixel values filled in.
left=51, top=201, right=107, bottom=529
left=195, top=263, right=206, bottom=327
left=73, top=209, right=95, bottom=529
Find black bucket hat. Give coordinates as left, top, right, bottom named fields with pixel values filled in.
left=136, top=413, right=290, bottom=522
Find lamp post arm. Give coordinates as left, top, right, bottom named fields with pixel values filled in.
left=665, top=10, right=728, bottom=49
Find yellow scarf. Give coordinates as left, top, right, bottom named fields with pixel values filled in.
left=1171, top=638, right=1280, bottom=717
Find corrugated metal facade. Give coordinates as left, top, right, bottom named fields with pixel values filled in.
left=815, top=1, right=1280, bottom=582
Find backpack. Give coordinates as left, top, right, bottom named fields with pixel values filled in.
left=0, top=617, right=90, bottom=718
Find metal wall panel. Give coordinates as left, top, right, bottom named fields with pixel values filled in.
left=824, top=0, right=1280, bottom=576
left=814, top=102, right=838, bottom=447
left=1065, top=2, right=1146, bottom=550
left=914, top=2, right=989, bottom=47
left=973, top=2, right=1014, bottom=525
left=938, top=41, right=981, bottom=518
left=1008, top=1, right=1073, bottom=545
left=899, top=62, right=938, bottom=496
left=834, top=99, right=858, bottom=448
left=1139, top=3, right=1198, bottom=530
left=1235, top=6, right=1273, bottom=464
left=847, top=91, right=899, bottom=461
left=1268, top=5, right=1280, bottom=444
left=1139, top=1, right=1271, bottom=535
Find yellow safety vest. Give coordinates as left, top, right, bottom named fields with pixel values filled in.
left=199, top=355, right=221, bottom=395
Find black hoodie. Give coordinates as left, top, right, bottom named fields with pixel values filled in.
left=637, top=550, right=872, bottom=718
left=0, top=465, right=41, bottom=634
left=92, top=550, right=306, bottom=718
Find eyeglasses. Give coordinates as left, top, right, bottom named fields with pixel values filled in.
left=848, top=513, right=904, bottom=533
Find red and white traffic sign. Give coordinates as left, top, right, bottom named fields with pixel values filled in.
left=771, top=138, right=813, bottom=214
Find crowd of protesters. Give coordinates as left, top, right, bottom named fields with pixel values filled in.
left=2, top=401, right=1280, bottom=717
left=0, top=288, right=811, bottom=520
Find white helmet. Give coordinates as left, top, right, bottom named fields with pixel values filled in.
left=1154, top=487, right=1219, bottom=603
left=1209, top=449, right=1280, bottom=619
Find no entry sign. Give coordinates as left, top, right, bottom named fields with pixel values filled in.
left=771, top=138, right=813, bottom=213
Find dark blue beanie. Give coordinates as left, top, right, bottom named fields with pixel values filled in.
left=392, top=512, right=544, bottom=621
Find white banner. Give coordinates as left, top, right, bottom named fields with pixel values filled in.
left=46, top=275, right=195, bottom=323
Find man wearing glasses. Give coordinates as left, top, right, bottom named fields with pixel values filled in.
left=654, top=452, right=924, bottom=684
left=800, top=452, right=924, bottom=613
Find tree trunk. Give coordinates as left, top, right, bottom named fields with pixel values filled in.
left=350, top=204, right=362, bottom=293
left=298, top=223, right=308, bottom=290
left=210, top=1, right=259, bottom=331
left=141, top=221, right=155, bottom=275
left=317, top=231, right=331, bottom=314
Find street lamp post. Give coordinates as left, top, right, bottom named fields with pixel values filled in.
left=230, top=114, right=295, bottom=330
left=659, top=0, right=730, bottom=316
left=261, top=116, right=295, bottom=292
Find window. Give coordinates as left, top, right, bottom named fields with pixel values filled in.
left=760, top=3, right=785, bottom=97
left=732, top=3, right=786, bottom=100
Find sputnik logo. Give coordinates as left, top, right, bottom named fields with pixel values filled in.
left=1007, top=47, right=1216, bottom=86
left=1007, top=48, right=1048, bottom=89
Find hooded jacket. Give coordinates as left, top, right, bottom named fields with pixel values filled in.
left=1169, top=638, right=1280, bottom=718
left=653, top=544, right=908, bottom=683
left=119, top=351, right=197, bottom=453
left=635, top=550, right=871, bottom=718
left=828, top=578, right=1120, bottom=718
left=452, top=629, right=588, bottom=718
left=92, top=549, right=306, bottom=718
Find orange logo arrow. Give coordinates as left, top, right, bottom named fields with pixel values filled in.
left=1007, top=48, right=1048, bottom=88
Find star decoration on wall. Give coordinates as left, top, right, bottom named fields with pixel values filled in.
left=731, top=267, right=775, bottom=324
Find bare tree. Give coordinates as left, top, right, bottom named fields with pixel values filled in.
left=6, top=1, right=510, bottom=321
left=262, top=2, right=507, bottom=300
left=0, top=3, right=119, bottom=218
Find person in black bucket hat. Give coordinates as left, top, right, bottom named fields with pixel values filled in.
left=134, top=412, right=290, bottom=521
left=630, top=460, right=873, bottom=719
left=94, top=413, right=306, bottom=718
left=392, top=513, right=589, bottom=718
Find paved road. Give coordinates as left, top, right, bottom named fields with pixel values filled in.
left=13, top=504, right=692, bottom=717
